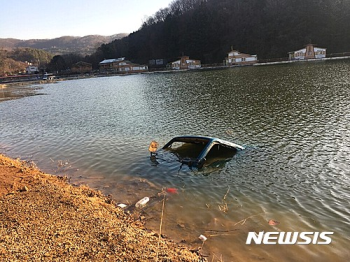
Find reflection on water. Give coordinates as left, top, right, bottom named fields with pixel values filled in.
left=1, top=61, right=350, bottom=261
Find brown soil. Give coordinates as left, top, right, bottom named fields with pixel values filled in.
left=0, top=154, right=205, bottom=261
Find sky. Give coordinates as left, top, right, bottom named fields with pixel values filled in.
left=0, top=0, right=174, bottom=39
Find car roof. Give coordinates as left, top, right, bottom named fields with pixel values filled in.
left=163, top=135, right=245, bottom=150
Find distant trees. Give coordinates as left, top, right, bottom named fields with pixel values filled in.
left=16, top=0, right=347, bottom=75
left=0, top=48, right=90, bottom=76
left=88, top=0, right=350, bottom=66
left=142, top=0, right=204, bottom=27
left=46, top=53, right=85, bottom=73
left=0, top=48, right=53, bottom=76
left=2, top=0, right=350, bottom=75
left=0, top=50, right=5, bottom=74
left=47, top=56, right=66, bottom=73
left=10, top=48, right=53, bottom=65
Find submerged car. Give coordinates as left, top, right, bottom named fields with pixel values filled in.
left=159, top=136, right=245, bottom=168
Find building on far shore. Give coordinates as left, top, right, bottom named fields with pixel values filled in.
left=26, top=65, right=39, bottom=74
left=171, top=56, right=201, bottom=70
left=225, top=49, right=258, bottom=66
left=71, top=61, right=92, bottom=74
left=99, top=58, right=148, bottom=73
left=288, top=44, right=326, bottom=60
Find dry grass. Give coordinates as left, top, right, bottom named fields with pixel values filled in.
left=218, top=187, right=230, bottom=213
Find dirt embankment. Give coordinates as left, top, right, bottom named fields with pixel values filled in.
left=0, top=154, right=205, bottom=261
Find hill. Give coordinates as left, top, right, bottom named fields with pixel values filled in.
left=0, top=48, right=54, bottom=76
left=0, top=34, right=128, bottom=56
left=91, top=0, right=350, bottom=64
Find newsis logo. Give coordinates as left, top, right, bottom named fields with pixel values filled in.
left=246, top=232, right=333, bottom=245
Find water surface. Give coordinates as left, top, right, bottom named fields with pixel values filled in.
left=1, top=61, right=349, bottom=261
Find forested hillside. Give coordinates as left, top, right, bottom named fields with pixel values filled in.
left=0, top=34, right=127, bottom=75
left=91, top=0, right=350, bottom=65
left=0, top=34, right=128, bottom=56
left=0, top=48, right=53, bottom=76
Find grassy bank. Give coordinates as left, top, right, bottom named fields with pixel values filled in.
left=0, top=154, right=205, bottom=261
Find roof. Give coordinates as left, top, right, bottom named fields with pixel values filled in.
left=99, top=58, right=125, bottom=64
left=164, top=136, right=244, bottom=150
left=228, top=51, right=256, bottom=58
left=290, top=45, right=327, bottom=53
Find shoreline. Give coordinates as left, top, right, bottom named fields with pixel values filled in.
left=2, top=56, right=350, bottom=91
left=0, top=154, right=205, bottom=261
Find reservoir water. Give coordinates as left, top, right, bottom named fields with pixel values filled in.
left=1, top=60, right=349, bottom=261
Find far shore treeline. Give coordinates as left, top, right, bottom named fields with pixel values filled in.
left=86, top=0, right=350, bottom=67
left=1, top=0, right=350, bottom=75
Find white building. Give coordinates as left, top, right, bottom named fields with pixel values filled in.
left=226, top=50, right=258, bottom=66
left=99, top=57, right=148, bottom=73
left=171, top=56, right=201, bottom=70
left=289, top=44, right=326, bottom=60
left=26, top=66, right=39, bottom=74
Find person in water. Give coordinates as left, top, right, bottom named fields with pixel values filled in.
left=148, top=141, right=158, bottom=156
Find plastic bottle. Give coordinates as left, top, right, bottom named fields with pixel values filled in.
left=117, top=203, right=127, bottom=208
left=199, top=235, right=207, bottom=242
left=135, top=197, right=150, bottom=208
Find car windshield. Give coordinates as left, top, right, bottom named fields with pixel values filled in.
left=204, top=144, right=238, bottom=166
left=165, top=141, right=208, bottom=160
left=158, top=136, right=244, bottom=168
left=163, top=138, right=239, bottom=167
